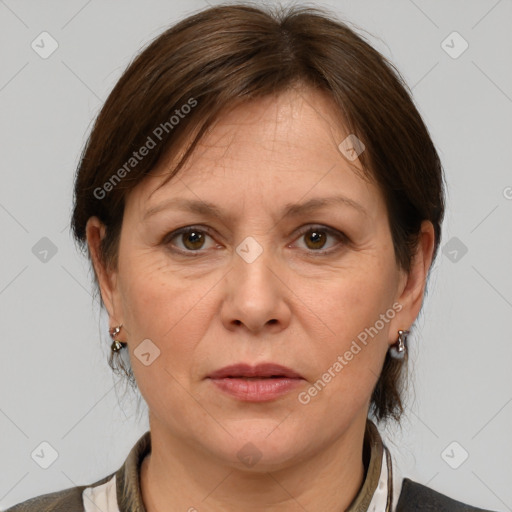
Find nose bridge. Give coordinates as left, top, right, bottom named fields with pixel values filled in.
left=222, top=233, right=290, bottom=332
left=233, top=234, right=278, bottom=297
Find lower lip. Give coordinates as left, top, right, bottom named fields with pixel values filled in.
left=208, top=377, right=303, bottom=402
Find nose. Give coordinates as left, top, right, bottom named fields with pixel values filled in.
left=220, top=242, right=292, bottom=334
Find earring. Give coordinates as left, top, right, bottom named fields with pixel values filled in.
left=109, top=324, right=127, bottom=352
left=389, top=329, right=409, bottom=359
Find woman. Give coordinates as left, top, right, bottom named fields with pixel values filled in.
left=6, top=3, right=497, bottom=511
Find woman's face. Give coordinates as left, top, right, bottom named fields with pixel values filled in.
left=89, top=86, right=432, bottom=470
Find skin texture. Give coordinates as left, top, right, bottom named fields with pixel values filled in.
left=87, top=86, right=435, bottom=512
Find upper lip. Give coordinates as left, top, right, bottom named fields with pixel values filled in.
left=208, top=363, right=303, bottom=379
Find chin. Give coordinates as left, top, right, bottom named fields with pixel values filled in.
left=208, top=424, right=310, bottom=470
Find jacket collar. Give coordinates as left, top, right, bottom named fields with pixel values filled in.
left=346, top=419, right=386, bottom=511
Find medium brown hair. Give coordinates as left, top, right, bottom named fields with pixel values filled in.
left=71, top=2, right=445, bottom=422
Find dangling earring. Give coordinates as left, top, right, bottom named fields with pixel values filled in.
left=389, top=329, right=409, bottom=359
left=109, top=324, right=127, bottom=352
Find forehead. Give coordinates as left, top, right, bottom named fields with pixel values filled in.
left=128, top=87, right=379, bottom=216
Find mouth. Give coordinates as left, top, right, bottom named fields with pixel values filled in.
left=223, top=376, right=287, bottom=379
left=207, top=362, right=303, bottom=380
left=207, top=363, right=304, bottom=402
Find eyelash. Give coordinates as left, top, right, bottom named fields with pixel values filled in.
left=163, top=224, right=348, bottom=257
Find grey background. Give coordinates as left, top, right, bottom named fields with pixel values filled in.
left=1, top=0, right=511, bottom=510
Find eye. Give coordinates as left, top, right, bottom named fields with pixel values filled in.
left=164, top=226, right=217, bottom=252
left=292, top=225, right=347, bottom=254
left=163, top=224, right=348, bottom=256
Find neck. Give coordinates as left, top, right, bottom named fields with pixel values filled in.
left=140, top=414, right=368, bottom=512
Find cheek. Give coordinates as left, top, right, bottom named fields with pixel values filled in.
left=117, top=252, right=217, bottom=374
left=310, top=255, right=398, bottom=341
left=119, top=249, right=193, bottom=324
left=304, top=257, right=399, bottom=401
left=117, top=258, right=212, bottom=425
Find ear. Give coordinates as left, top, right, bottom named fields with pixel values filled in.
left=389, top=220, right=436, bottom=341
left=85, top=216, right=121, bottom=321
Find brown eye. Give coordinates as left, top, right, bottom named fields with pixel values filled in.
left=294, top=225, right=347, bottom=255
left=181, top=230, right=206, bottom=250
left=303, top=229, right=328, bottom=250
left=165, top=227, right=216, bottom=252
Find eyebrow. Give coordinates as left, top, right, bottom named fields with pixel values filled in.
left=143, top=195, right=368, bottom=221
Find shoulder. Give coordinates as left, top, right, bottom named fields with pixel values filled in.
left=3, top=473, right=114, bottom=512
left=3, top=485, right=87, bottom=512
left=4, top=431, right=150, bottom=512
left=397, top=478, right=498, bottom=512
